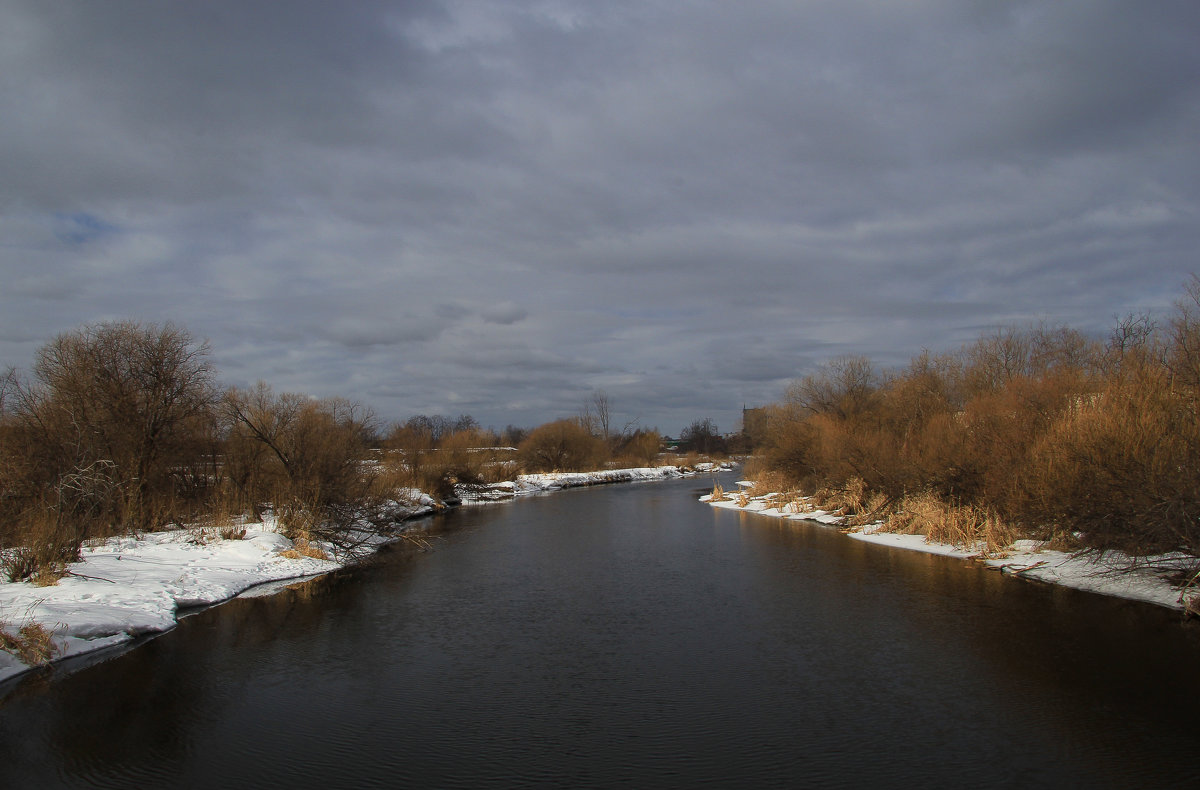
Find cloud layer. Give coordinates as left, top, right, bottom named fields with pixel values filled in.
left=3, top=0, right=1198, bottom=434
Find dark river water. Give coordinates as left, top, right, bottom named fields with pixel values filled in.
left=2, top=472, right=1199, bottom=788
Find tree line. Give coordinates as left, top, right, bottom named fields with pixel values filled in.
left=751, top=277, right=1200, bottom=561
left=0, top=323, right=713, bottom=582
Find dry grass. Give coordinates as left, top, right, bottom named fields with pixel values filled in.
left=273, top=502, right=320, bottom=540
left=835, top=489, right=892, bottom=528
left=187, top=521, right=248, bottom=547
left=191, top=487, right=253, bottom=542
left=811, top=477, right=868, bottom=518
left=739, top=455, right=769, bottom=481
left=0, top=619, right=59, bottom=666
left=745, top=470, right=792, bottom=498
left=1, top=547, right=37, bottom=584
left=278, top=537, right=330, bottom=561
left=1178, top=568, right=1200, bottom=618
left=782, top=496, right=815, bottom=514
left=730, top=470, right=817, bottom=514
left=190, top=494, right=252, bottom=543
left=220, top=525, right=247, bottom=541
left=882, top=491, right=1015, bottom=553
left=1, top=507, right=81, bottom=584
left=30, top=564, right=68, bottom=587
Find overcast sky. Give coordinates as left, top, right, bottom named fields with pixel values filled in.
left=2, top=1, right=1198, bottom=435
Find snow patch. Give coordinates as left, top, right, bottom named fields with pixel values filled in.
left=457, top=465, right=691, bottom=503
left=704, top=490, right=1196, bottom=612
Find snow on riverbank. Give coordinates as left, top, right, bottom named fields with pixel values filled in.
left=704, top=486, right=1196, bottom=612
left=0, top=524, right=343, bottom=685
left=457, top=465, right=715, bottom=503
left=1, top=465, right=712, bottom=685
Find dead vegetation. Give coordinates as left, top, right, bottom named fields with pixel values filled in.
left=277, top=536, right=331, bottom=562
left=0, top=321, right=688, bottom=584
left=0, top=619, right=59, bottom=666
left=882, top=491, right=1015, bottom=554
left=753, top=276, right=1200, bottom=563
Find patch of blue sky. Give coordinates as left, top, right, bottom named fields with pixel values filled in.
left=53, top=212, right=118, bottom=245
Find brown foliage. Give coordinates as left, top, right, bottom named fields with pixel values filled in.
left=883, top=491, right=1014, bottom=554
left=1027, top=361, right=1200, bottom=554
left=223, top=383, right=377, bottom=541
left=754, top=278, right=1200, bottom=559
left=2, top=323, right=217, bottom=559
left=518, top=419, right=608, bottom=472
left=614, top=429, right=662, bottom=467
left=381, top=425, right=512, bottom=499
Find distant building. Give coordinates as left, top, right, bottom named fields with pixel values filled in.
left=742, top=406, right=767, bottom=444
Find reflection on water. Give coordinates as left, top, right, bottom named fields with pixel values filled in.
left=2, top=474, right=1199, bottom=788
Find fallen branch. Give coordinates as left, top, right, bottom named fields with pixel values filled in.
left=65, top=570, right=117, bottom=583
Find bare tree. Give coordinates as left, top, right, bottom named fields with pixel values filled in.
left=680, top=418, right=725, bottom=455
left=591, top=390, right=611, bottom=440
left=1108, top=312, right=1156, bottom=355
left=1168, top=274, right=1200, bottom=392
left=16, top=321, right=217, bottom=531
left=786, top=355, right=879, bottom=421
left=223, top=383, right=377, bottom=537
left=576, top=403, right=598, bottom=437
left=0, top=367, right=15, bottom=415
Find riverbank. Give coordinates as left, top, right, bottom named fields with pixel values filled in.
left=703, top=483, right=1198, bottom=613
left=1, top=465, right=722, bottom=686
left=457, top=464, right=716, bottom=502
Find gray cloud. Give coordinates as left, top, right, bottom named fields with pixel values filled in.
left=2, top=0, right=1198, bottom=434
left=481, top=302, right=529, bottom=325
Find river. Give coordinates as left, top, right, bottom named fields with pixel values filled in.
left=2, top=471, right=1198, bottom=788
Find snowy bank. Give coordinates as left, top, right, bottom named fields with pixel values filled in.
left=1, top=465, right=700, bottom=685
left=456, top=463, right=732, bottom=503
left=0, top=525, right=342, bottom=685
left=703, top=488, right=1196, bottom=613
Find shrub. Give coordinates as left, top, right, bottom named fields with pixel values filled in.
left=223, top=384, right=379, bottom=544
left=759, top=404, right=824, bottom=489
left=1027, top=362, right=1200, bottom=555
left=614, top=429, right=662, bottom=467
left=750, top=281, right=1200, bottom=563
left=380, top=425, right=511, bottom=500
left=438, top=428, right=496, bottom=483
left=518, top=419, right=608, bottom=472
left=383, top=420, right=437, bottom=493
